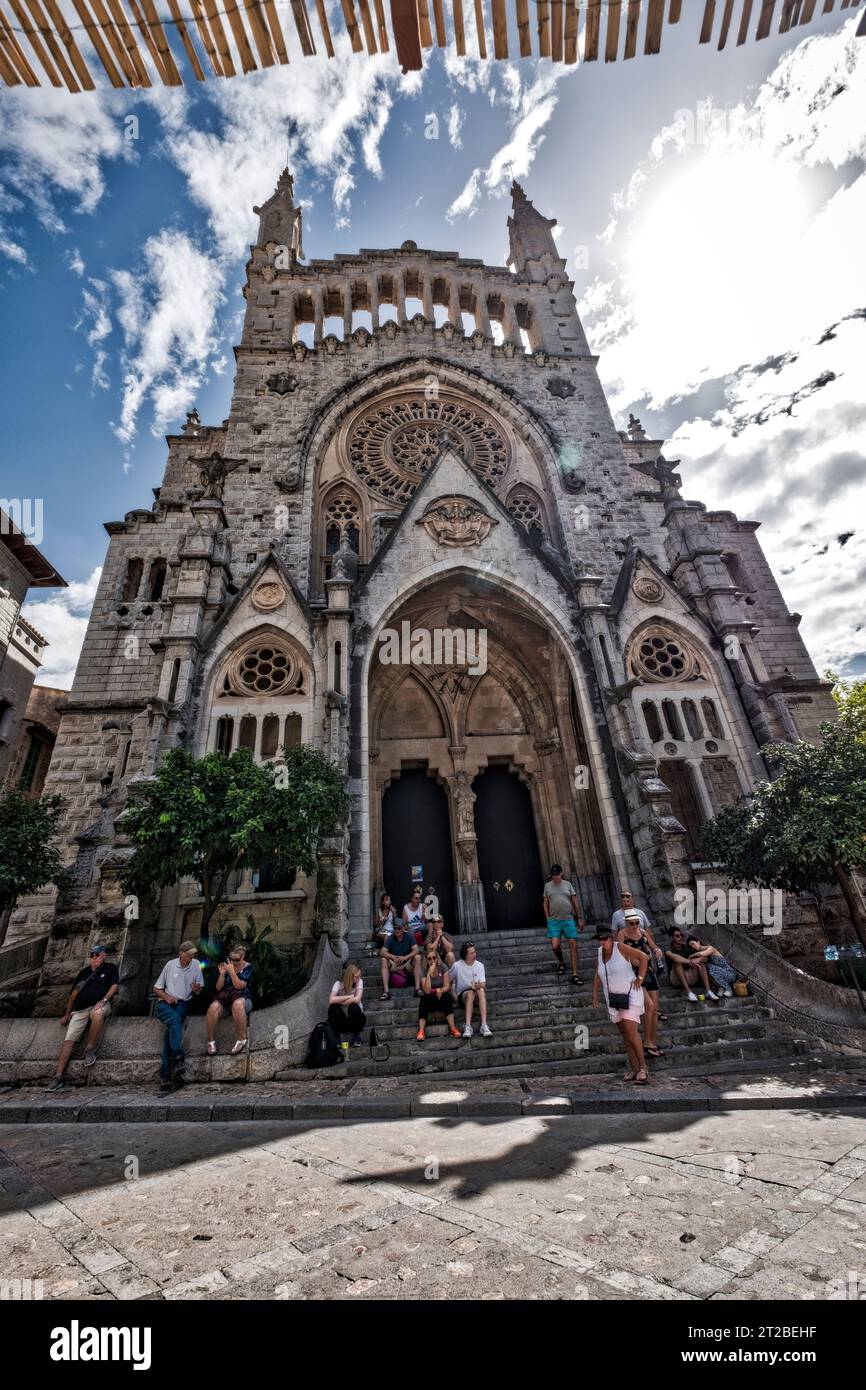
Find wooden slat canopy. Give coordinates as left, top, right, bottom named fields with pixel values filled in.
left=0, top=0, right=862, bottom=90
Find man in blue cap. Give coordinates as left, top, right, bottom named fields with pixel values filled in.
left=45, top=944, right=119, bottom=1091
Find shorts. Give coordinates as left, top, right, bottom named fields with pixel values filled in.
left=214, top=996, right=253, bottom=1017
left=608, top=1004, right=644, bottom=1023
left=65, top=1002, right=111, bottom=1042
left=547, top=918, right=577, bottom=941
left=458, top=988, right=484, bottom=1007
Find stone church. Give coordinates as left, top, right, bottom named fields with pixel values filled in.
left=15, top=171, right=840, bottom=1012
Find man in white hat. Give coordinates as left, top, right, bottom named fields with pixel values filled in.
left=153, top=941, right=204, bottom=1091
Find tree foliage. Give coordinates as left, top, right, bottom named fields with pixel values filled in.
left=701, top=711, right=866, bottom=946
left=121, top=746, right=350, bottom=931
left=0, top=791, right=69, bottom=915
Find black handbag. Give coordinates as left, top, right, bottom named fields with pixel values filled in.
left=369, top=1026, right=390, bottom=1061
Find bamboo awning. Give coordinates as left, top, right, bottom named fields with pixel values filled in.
left=0, top=0, right=862, bottom=91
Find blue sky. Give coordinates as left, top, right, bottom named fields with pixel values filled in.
left=1, top=4, right=864, bottom=685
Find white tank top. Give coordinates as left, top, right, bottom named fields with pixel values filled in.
left=598, top=942, right=638, bottom=1000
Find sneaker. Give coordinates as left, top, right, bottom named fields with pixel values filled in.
left=707, top=990, right=720, bottom=1001
left=462, top=1024, right=473, bottom=1038
left=350, top=1034, right=364, bottom=1047
left=45, top=1077, right=65, bottom=1092
left=722, top=987, right=734, bottom=998
left=83, top=1048, right=97, bottom=1068
left=159, top=1080, right=174, bottom=1093
left=207, top=1041, right=217, bottom=1056
left=479, top=1023, right=492, bottom=1038
left=687, top=991, right=699, bottom=1003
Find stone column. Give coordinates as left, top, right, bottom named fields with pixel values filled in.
left=421, top=274, right=434, bottom=322
left=502, top=296, right=523, bottom=348
left=342, top=283, right=353, bottom=340
left=474, top=287, right=492, bottom=337
left=285, top=291, right=296, bottom=348
left=312, top=285, right=324, bottom=345
left=446, top=276, right=460, bottom=327
left=369, top=275, right=380, bottom=330
left=448, top=755, right=487, bottom=933
left=396, top=271, right=406, bottom=324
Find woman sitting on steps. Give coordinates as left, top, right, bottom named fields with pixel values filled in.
left=417, top=946, right=461, bottom=1041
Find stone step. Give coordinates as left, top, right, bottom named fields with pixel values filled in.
left=348, top=1013, right=781, bottom=1057
left=342, top=1021, right=792, bottom=1076
left=360, top=1002, right=773, bottom=1040
left=341, top=1033, right=814, bottom=1080
left=361, top=991, right=758, bottom=1026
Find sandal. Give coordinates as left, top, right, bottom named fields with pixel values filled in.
left=415, top=1028, right=426, bottom=1041
left=644, top=1046, right=665, bottom=1058
left=231, top=1039, right=248, bottom=1055
left=571, top=975, right=583, bottom=986
left=206, top=1041, right=217, bottom=1056
left=554, top=961, right=566, bottom=975
left=633, top=1069, right=649, bottom=1085
left=380, top=991, right=391, bottom=1000
left=623, top=1069, right=636, bottom=1082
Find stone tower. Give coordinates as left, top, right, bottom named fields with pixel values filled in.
left=15, top=173, right=841, bottom=1012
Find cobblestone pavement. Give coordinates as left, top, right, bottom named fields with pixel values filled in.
left=1, top=1108, right=865, bottom=1300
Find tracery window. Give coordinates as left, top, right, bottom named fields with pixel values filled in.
left=506, top=487, right=546, bottom=539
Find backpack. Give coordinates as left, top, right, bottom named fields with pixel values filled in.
left=304, top=1020, right=341, bottom=1068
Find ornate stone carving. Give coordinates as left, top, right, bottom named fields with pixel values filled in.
left=291, top=341, right=308, bottom=362
left=261, top=265, right=275, bottom=283
left=453, top=771, right=477, bottom=838
left=632, top=574, right=664, bottom=604
left=251, top=580, right=286, bottom=612
left=274, top=462, right=302, bottom=493
left=531, top=349, right=549, bottom=367
left=266, top=371, right=300, bottom=396
left=197, top=451, right=246, bottom=499
left=417, top=495, right=499, bottom=548
left=322, top=334, right=342, bottom=355
left=547, top=377, right=576, bottom=398
left=347, top=396, right=510, bottom=505
left=352, top=326, right=372, bottom=346
left=627, top=413, right=647, bottom=440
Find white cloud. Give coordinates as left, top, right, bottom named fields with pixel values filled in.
left=110, top=230, right=224, bottom=443
left=76, top=278, right=112, bottom=391
left=447, top=104, right=465, bottom=150
left=447, top=65, right=571, bottom=221
left=581, top=16, right=866, bottom=676
left=23, top=567, right=102, bottom=690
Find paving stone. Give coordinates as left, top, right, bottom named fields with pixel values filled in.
left=670, top=1260, right=734, bottom=1296
left=251, top=1102, right=296, bottom=1120
left=210, top=1103, right=256, bottom=1122
left=291, top=1099, right=345, bottom=1120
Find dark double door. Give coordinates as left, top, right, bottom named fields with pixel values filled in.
left=474, top=766, right=545, bottom=930
left=381, top=764, right=544, bottom=931
left=382, top=769, right=454, bottom=925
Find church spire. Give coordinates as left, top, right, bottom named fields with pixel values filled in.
left=507, top=180, right=562, bottom=278
left=253, top=168, right=304, bottom=261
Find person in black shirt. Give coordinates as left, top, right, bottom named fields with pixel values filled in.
left=45, top=945, right=119, bottom=1091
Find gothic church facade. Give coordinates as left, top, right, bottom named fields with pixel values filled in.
left=15, top=172, right=837, bottom=1011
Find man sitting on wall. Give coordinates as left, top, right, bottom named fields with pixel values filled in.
left=153, top=940, right=204, bottom=1091
left=45, top=944, right=119, bottom=1092
left=379, top=919, right=422, bottom=1000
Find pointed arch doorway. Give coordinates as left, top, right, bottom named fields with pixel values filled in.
left=473, top=765, right=545, bottom=930
left=381, top=768, right=455, bottom=927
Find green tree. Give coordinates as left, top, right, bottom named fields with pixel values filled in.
left=121, top=746, right=350, bottom=935
left=0, top=791, right=69, bottom=934
left=827, top=670, right=866, bottom=736
left=701, top=711, right=866, bottom=949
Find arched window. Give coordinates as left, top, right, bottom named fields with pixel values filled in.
left=121, top=558, right=143, bottom=603
left=506, top=486, right=546, bottom=540
left=321, top=489, right=362, bottom=585
left=210, top=635, right=306, bottom=763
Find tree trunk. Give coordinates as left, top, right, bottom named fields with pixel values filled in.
left=832, top=860, right=866, bottom=951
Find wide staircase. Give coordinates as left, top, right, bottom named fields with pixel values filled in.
left=344, top=927, right=825, bottom=1082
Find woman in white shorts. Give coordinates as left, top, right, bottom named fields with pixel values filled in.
left=591, top=924, right=649, bottom=1085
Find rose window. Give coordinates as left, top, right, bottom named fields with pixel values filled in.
left=631, top=629, right=702, bottom=683
left=347, top=396, right=510, bottom=504
left=221, top=641, right=299, bottom=697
